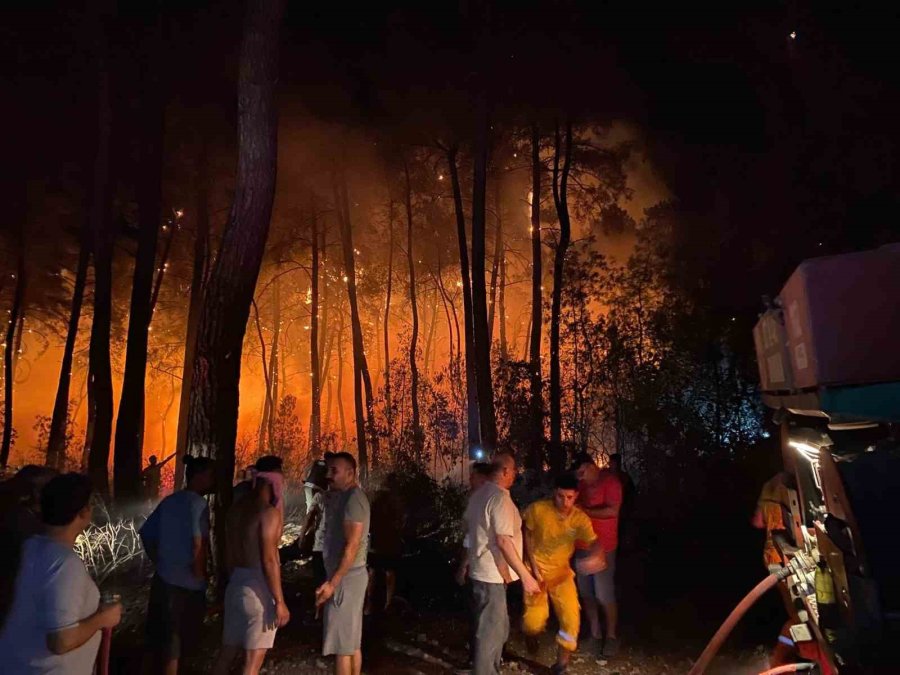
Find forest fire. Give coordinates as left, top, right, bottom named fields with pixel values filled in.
left=2, top=1, right=898, bottom=674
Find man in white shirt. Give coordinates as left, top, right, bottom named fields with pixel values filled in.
left=462, top=453, right=540, bottom=675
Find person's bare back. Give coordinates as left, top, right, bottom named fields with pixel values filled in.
left=226, top=497, right=279, bottom=571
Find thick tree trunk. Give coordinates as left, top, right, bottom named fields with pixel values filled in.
left=47, top=240, right=89, bottom=469
left=85, top=23, right=115, bottom=499
left=309, top=211, right=321, bottom=458
left=383, top=200, right=394, bottom=426
left=114, top=21, right=165, bottom=501
left=185, top=0, right=285, bottom=572
left=174, top=135, right=211, bottom=486
left=334, top=171, right=376, bottom=480
left=470, top=104, right=497, bottom=452
left=446, top=146, right=480, bottom=452
left=549, top=120, right=573, bottom=475
left=528, top=123, right=544, bottom=472
left=0, top=252, right=25, bottom=468
left=403, top=160, right=423, bottom=460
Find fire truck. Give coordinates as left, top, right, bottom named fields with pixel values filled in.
left=749, top=244, right=900, bottom=673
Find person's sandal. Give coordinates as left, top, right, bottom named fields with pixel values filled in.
left=550, top=664, right=568, bottom=675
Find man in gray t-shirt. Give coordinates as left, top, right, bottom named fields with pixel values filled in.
left=315, top=452, right=370, bottom=675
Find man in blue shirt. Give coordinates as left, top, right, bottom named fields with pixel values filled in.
left=140, top=455, right=215, bottom=674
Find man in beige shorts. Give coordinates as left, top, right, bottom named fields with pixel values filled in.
left=213, top=469, right=290, bottom=675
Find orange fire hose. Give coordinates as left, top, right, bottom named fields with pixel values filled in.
left=688, top=567, right=793, bottom=675
left=758, top=664, right=815, bottom=674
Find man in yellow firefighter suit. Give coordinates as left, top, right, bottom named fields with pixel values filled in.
left=522, top=473, right=606, bottom=675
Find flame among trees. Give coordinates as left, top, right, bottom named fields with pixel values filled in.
left=0, top=3, right=764, bottom=511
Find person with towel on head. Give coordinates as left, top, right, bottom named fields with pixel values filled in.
left=213, top=459, right=290, bottom=675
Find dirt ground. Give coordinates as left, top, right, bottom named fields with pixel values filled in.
left=107, top=548, right=779, bottom=675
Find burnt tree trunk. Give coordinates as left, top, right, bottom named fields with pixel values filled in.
left=334, top=171, right=377, bottom=481
left=174, top=134, right=211, bottom=485
left=446, top=145, right=480, bottom=452
left=85, top=20, right=115, bottom=499
left=309, top=210, right=321, bottom=457
left=47, top=237, right=89, bottom=469
left=403, top=160, right=423, bottom=460
left=0, top=252, right=25, bottom=468
left=487, top=180, right=501, bottom=344
left=114, top=19, right=165, bottom=501
left=185, top=0, right=286, bottom=570
left=549, top=119, right=573, bottom=475
left=383, top=200, right=394, bottom=426
left=528, top=123, right=544, bottom=472
left=470, top=104, right=497, bottom=452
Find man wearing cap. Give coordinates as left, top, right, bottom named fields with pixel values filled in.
left=570, top=453, right=623, bottom=658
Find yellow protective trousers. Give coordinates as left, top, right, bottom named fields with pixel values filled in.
left=522, top=568, right=580, bottom=652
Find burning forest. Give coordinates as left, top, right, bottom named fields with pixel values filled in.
left=2, top=1, right=899, bottom=674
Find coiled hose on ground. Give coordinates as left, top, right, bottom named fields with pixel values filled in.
left=688, top=566, right=795, bottom=675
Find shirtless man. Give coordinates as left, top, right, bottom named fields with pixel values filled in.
left=213, top=470, right=290, bottom=675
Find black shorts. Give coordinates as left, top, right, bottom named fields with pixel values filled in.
left=145, top=574, right=206, bottom=659
left=368, top=550, right=401, bottom=571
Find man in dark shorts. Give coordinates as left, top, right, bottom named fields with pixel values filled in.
left=367, top=482, right=405, bottom=613
left=140, top=456, right=216, bottom=674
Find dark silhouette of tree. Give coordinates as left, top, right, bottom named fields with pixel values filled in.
left=84, top=14, right=115, bottom=498
left=333, top=169, right=377, bottom=482
left=470, top=103, right=497, bottom=452
left=174, top=130, right=211, bottom=485
left=403, top=159, right=424, bottom=459
left=46, top=232, right=89, bottom=470
left=1, top=247, right=25, bottom=468
left=445, top=145, right=480, bottom=453
left=528, top=123, right=544, bottom=473
left=114, top=14, right=166, bottom=501
left=309, top=209, right=322, bottom=457
left=185, top=0, right=286, bottom=564
left=549, top=119, right=573, bottom=474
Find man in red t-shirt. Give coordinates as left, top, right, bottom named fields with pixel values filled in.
left=571, top=453, right=623, bottom=658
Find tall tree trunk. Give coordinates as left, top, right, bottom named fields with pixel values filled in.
left=470, top=104, right=497, bottom=452
left=309, top=211, right=321, bottom=458
left=528, top=123, right=544, bottom=472
left=337, top=322, right=348, bottom=451
left=185, top=0, right=285, bottom=573
left=498, top=229, right=507, bottom=362
left=85, top=19, right=115, bottom=499
left=267, top=277, right=281, bottom=447
left=253, top=300, right=274, bottom=453
left=487, top=180, right=501, bottom=344
left=425, top=287, right=439, bottom=376
left=174, top=133, right=211, bottom=485
left=114, top=18, right=165, bottom=501
left=403, top=160, right=423, bottom=460
left=333, top=170, right=377, bottom=481
left=549, top=119, right=573, bottom=475
left=47, top=239, right=89, bottom=469
left=446, top=146, right=480, bottom=452
left=383, top=200, right=394, bottom=426
left=0, top=252, right=25, bottom=468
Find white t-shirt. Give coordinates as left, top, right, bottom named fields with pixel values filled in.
left=463, top=482, right=523, bottom=584
left=0, top=536, right=101, bottom=674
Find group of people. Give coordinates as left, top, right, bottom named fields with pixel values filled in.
left=0, top=447, right=626, bottom=675
left=0, top=450, right=372, bottom=675
left=141, top=451, right=371, bottom=675
left=458, top=451, right=626, bottom=675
